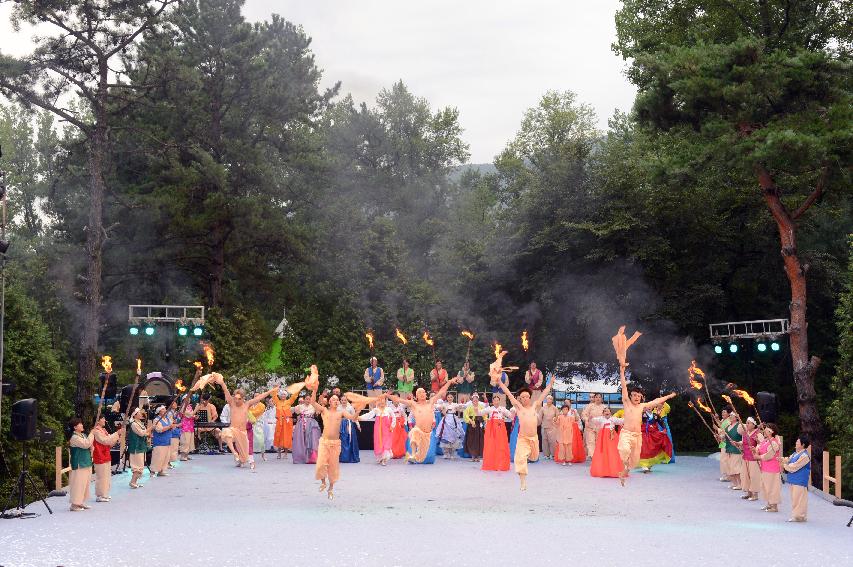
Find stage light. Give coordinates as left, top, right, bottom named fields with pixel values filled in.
left=729, top=343, right=739, bottom=354
left=178, top=326, right=189, bottom=337
left=770, top=342, right=781, bottom=352
left=129, top=326, right=140, bottom=336
left=757, top=343, right=767, bottom=352
left=144, top=326, right=155, bottom=336
left=192, top=326, right=204, bottom=337
left=714, top=345, right=723, bottom=355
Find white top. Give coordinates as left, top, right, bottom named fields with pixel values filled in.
left=590, top=416, right=624, bottom=429
left=483, top=406, right=512, bottom=420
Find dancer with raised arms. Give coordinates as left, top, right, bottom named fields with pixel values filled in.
left=390, top=378, right=456, bottom=463
left=214, top=374, right=278, bottom=471
left=495, top=373, right=555, bottom=491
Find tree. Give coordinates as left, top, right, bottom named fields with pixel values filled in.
left=614, top=0, right=852, bottom=479
left=0, top=0, right=180, bottom=417
left=828, top=237, right=853, bottom=497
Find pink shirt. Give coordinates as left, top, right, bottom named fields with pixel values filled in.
left=181, top=405, right=195, bottom=432
left=758, top=438, right=781, bottom=473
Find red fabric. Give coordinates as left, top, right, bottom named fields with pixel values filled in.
left=92, top=440, right=111, bottom=465
left=570, top=421, right=586, bottom=463
left=430, top=369, right=448, bottom=393
left=640, top=422, right=672, bottom=459
left=481, top=418, right=510, bottom=471
left=590, top=427, right=623, bottom=478
left=392, top=421, right=408, bottom=458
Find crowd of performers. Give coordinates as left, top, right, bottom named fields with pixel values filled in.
left=714, top=408, right=812, bottom=522
left=65, top=350, right=810, bottom=517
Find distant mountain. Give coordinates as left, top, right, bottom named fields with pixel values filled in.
left=448, top=163, right=497, bottom=182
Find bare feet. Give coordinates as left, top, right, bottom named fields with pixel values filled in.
left=319, top=481, right=327, bottom=492
left=619, top=469, right=628, bottom=486
left=327, top=489, right=334, bottom=500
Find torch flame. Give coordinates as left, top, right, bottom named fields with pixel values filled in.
left=732, top=389, right=755, bottom=406
left=721, top=394, right=733, bottom=405
left=136, top=358, right=142, bottom=374
left=101, top=355, right=112, bottom=374
left=202, top=343, right=215, bottom=367
left=365, top=331, right=375, bottom=350
left=696, top=397, right=713, bottom=414
left=493, top=342, right=502, bottom=359
left=461, top=330, right=475, bottom=341
left=174, top=379, right=186, bottom=393
left=395, top=328, right=408, bottom=345
left=689, top=377, right=703, bottom=390
left=688, top=360, right=706, bottom=379
left=194, top=361, right=203, bottom=370
left=521, top=330, right=529, bottom=352
left=422, top=331, right=434, bottom=347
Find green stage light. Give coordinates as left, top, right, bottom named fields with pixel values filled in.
left=729, top=343, right=738, bottom=353
left=178, top=326, right=189, bottom=337
left=757, top=343, right=767, bottom=352
left=770, top=342, right=781, bottom=352
left=129, top=326, right=140, bottom=336
left=144, top=326, right=155, bottom=336
left=192, top=327, right=204, bottom=337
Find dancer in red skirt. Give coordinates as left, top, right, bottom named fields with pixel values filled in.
left=482, top=395, right=512, bottom=471
left=590, top=407, right=625, bottom=478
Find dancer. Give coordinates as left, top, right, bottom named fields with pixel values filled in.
left=538, top=395, right=559, bottom=459
left=553, top=404, right=585, bottom=465
left=723, top=412, right=743, bottom=489
left=581, top=393, right=606, bottom=459
left=214, top=375, right=277, bottom=470
left=589, top=407, right=624, bottom=478
left=782, top=434, right=811, bottom=522
left=151, top=405, right=176, bottom=477
left=92, top=415, right=123, bottom=502
left=456, top=361, right=476, bottom=403
left=364, top=356, right=385, bottom=397
left=127, top=408, right=151, bottom=488
left=757, top=422, right=782, bottom=513
left=637, top=403, right=674, bottom=473
left=616, top=370, right=676, bottom=485
left=293, top=393, right=321, bottom=464
left=716, top=408, right=731, bottom=482
left=271, top=385, right=301, bottom=458
left=67, top=418, right=93, bottom=511
left=437, top=394, right=464, bottom=459
left=306, top=379, right=359, bottom=499
left=495, top=374, right=555, bottom=490
left=178, top=398, right=195, bottom=461
left=339, top=395, right=361, bottom=463
left=463, top=393, right=486, bottom=462
left=167, top=399, right=181, bottom=467
left=736, top=417, right=762, bottom=500
left=250, top=401, right=267, bottom=462
left=396, top=358, right=415, bottom=397
left=481, top=394, right=512, bottom=471
left=391, top=396, right=409, bottom=459
left=430, top=360, right=449, bottom=394
left=359, top=395, right=396, bottom=465
left=524, top=361, right=544, bottom=391
left=390, top=379, right=455, bottom=463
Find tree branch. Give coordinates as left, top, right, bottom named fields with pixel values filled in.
left=106, top=1, right=178, bottom=59
left=792, top=164, right=830, bottom=220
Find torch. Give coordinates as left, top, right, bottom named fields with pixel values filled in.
left=365, top=330, right=375, bottom=353
left=521, top=330, right=529, bottom=356
left=730, top=388, right=762, bottom=426
left=201, top=342, right=215, bottom=369
left=423, top=330, right=435, bottom=362
left=461, top=330, right=474, bottom=363
left=116, top=357, right=143, bottom=471
left=95, top=355, right=113, bottom=423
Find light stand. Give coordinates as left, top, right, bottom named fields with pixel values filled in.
left=1, top=442, right=53, bottom=518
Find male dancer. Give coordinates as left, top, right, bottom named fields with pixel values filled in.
left=306, top=378, right=359, bottom=499
left=496, top=374, right=555, bottom=490
left=616, top=367, right=675, bottom=485
left=390, top=378, right=456, bottom=463
left=214, top=374, right=277, bottom=470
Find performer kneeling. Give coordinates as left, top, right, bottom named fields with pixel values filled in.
left=390, top=379, right=455, bottom=464
left=306, top=372, right=359, bottom=499
left=68, top=418, right=93, bottom=511
left=92, top=415, right=123, bottom=502
left=214, top=374, right=277, bottom=471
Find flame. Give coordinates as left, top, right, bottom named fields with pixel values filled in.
left=202, top=343, right=215, bottom=367
left=696, top=397, right=713, bottom=414
left=688, top=360, right=706, bottom=379
left=732, top=389, right=755, bottom=406
left=395, top=328, right=408, bottom=345
left=689, top=377, right=703, bottom=390
left=461, top=330, right=475, bottom=341
left=174, top=379, right=186, bottom=393
left=521, top=330, right=529, bottom=352
left=493, top=342, right=502, bottom=359
left=194, top=361, right=203, bottom=370
left=136, top=358, right=142, bottom=374
left=721, top=394, right=733, bottom=405
left=422, top=331, right=434, bottom=347
left=365, top=331, right=375, bottom=350
left=725, top=382, right=738, bottom=390
left=100, top=355, right=112, bottom=374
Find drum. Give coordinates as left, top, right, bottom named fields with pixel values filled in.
left=143, top=375, right=174, bottom=397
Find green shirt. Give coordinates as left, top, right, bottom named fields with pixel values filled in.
left=396, top=367, right=414, bottom=392
left=724, top=423, right=743, bottom=454
left=718, top=417, right=730, bottom=449
left=456, top=371, right=475, bottom=394
left=70, top=434, right=93, bottom=470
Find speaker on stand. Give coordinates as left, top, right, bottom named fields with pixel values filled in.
left=2, top=399, right=53, bottom=518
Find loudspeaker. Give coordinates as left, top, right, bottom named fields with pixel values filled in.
left=11, top=398, right=38, bottom=441
left=756, top=391, right=777, bottom=423
left=119, top=384, right=141, bottom=415
left=99, top=372, right=117, bottom=400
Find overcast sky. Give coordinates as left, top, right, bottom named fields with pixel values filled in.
left=0, top=0, right=636, bottom=163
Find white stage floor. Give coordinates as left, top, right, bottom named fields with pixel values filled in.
left=1, top=453, right=850, bottom=566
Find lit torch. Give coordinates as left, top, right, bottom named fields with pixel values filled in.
left=101, top=355, right=113, bottom=374
left=688, top=360, right=718, bottom=416
left=395, top=328, right=408, bottom=345
left=174, top=379, right=186, bottom=393
left=731, top=389, right=762, bottom=424
left=423, top=330, right=436, bottom=361
left=136, top=357, right=142, bottom=376
left=493, top=342, right=502, bottom=359
left=521, top=330, right=529, bottom=353
left=687, top=401, right=718, bottom=437
left=365, top=331, right=375, bottom=352
left=201, top=342, right=215, bottom=368
left=461, top=330, right=475, bottom=362
left=95, top=355, right=113, bottom=421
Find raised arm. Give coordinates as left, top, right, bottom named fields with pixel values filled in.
left=620, top=367, right=629, bottom=407
left=642, top=392, right=676, bottom=411
left=217, top=375, right=233, bottom=405
left=497, top=379, right=520, bottom=409
left=388, top=394, right=414, bottom=408
left=248, top=387, right=277, bottom=407
left=533, top=373, right=555, bottom=405
left=307, top=385, right=325, bottom=415
left=430, top=379, right=455, bottom=407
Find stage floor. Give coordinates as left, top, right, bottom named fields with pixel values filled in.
left=2, top=452, right=850, bottom=566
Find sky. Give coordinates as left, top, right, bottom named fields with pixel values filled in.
left=0, top=0, right=637, bottom=163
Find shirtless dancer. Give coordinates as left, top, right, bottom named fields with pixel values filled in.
left=306, top=379, right=359, bottom=499
left=613, top=327, right=676, bottom=485
left=214, top=374, right=277, bottom=471
left=496, top=374, right=555, bottom=491
left=390, top=379, right=456, bottom=463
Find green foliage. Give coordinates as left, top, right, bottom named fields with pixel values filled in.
left=828, top=237, right=853, bottom=498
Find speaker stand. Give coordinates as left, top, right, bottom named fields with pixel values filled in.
left=1, top=443, right=53, bottom=518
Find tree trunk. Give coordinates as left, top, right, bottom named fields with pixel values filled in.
left=757, top=166, right=824, bottom=483
left=208, top=222, right=232, bottom=308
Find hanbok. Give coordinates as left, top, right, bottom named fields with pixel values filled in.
left=590, top=417, right=624, bottom=478
left=391, top=404, right=408, bottom=459
left=292, top=405, right=320, bottom=464
left=361, top=406, right=395, bottom=462
left=272, top=390, right=297, bottom=450
left=437, top=405, right=465, bottom=456
left=482, top=406, right=511, bottom=471
left=638, top=411, right=673, bottom=468
left=339, top=409, right=360, bottom=463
